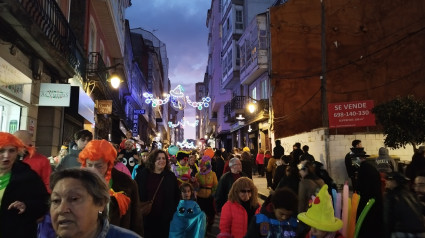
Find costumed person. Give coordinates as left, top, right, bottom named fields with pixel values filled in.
left=189, top=154, right=199, bottom=177
left=79, top=140, right=143, bottom=236
left=297, top=184, right=344, bottom=238
left=169, top=183, right=207, bottom=238
left=50, top=168, right=141, bottom=238
left=297, top=160, right=325, bottom=213
left=0, top=132, right=49, bottom=238
left=172, top=150, right=193, bottom=186
left=195, top=155, right=218, bottom=231
left=117, top=139, right=139, bottom=175
left=245, top=187, right=299, bottom=238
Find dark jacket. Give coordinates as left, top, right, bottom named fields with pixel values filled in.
left=273, top=145, right=284, bottom=159
left=241, top=158, right=253, bottom=179
left=384, top=186, right=425, bottom=237
left=109, top=168, right=143, bottom=236
left=55, top=147, right=81, bottom=171
left=135, top=167, right=180, bottom=238
left=245, top=203, right=298, bottom=238
left=215, top=171, right=247, bottom=212
left=215, top=156, right=225, bottom=180
left=356, top=161, right=384, bottom=238
left=0, top=161, right=49, bottom=238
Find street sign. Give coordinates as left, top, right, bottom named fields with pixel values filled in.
left=328, top=100, right=376, bottom=128
left=134, top=109, right=145, bottom=114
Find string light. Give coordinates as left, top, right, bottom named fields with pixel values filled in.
left=143, top=92, right=170, bottom=107
left=142, top=85, right=211, bottom=110
left=177, top=140, right=196, bottom=149
left=168, top=118, right=199, bottom=128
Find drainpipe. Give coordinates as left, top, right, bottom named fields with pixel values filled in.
left=321, top=0, right=331, bottom=173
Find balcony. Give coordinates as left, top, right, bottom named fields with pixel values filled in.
left=224, top=96, right=246, bottom=122
left=245, top=99, right=269, bottom=123
left=0, top=0, right=85, bottom=78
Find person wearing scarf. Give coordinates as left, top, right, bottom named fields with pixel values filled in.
left=79, top=140, right=143, bottom=236
left=195, top=155, right=218, bottom=231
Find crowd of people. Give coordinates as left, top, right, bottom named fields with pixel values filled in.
left=1, top=129, right=425, bottom=238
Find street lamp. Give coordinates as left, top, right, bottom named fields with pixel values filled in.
left=247, top=101, right=257, bottom=113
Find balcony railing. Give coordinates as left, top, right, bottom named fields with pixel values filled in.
left=224, top=96, right=246, bottom=120
left=19, top=0, right=85, bottom=77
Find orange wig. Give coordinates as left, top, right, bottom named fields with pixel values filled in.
left=78, top=140, right=117, bottom=182
left=0, top=132, right=34, bottom=157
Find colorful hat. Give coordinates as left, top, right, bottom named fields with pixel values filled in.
left=176, top=150, right=190, bottom=161
left=204, top=148, right=214, bottom=158
left=297, top=184, right=343, bottom=232
left=199, top=155, right=212, bottom=174
left=242, top=147, right=250, bottom=152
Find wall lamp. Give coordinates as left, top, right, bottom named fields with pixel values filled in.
left=85, top=63, right=123, bottom=96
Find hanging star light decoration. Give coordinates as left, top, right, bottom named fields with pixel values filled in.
left=143, top=92, right=170, bottom=107
left=177, top=140, right=196, bottom=149
left=186, top=96, right=211, bottom=110
left=168, top=119, right=199, bottom=128
left=142, top=85, right=211, bottom=111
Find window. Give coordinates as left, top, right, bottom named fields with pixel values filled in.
left=236, top=47, right=240, bottom=66
left=235, top=10, right=243, bottom=30
left=261, top=80, right=268, bottom=99
left=251, top=87, right=257, bottom=100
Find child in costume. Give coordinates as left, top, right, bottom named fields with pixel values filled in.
left=172, top=151, right=194, bottom=186
left=297, top=184, right=344, bottom=238
left=245, top=187, right=299, bottom=238
left=169, top=183, right=207, bottom=238
left=195, top=155, right=218, bottom=231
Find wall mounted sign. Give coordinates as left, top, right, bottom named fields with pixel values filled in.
left=328, top=100, right=376, bottom=128
left=39, top=83, right=71, bottom=106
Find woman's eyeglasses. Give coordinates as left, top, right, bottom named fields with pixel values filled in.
left=240, top=189, right=252, bottom=193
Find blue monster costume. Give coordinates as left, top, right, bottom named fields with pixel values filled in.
left=169, top=200, right=207, bottom=238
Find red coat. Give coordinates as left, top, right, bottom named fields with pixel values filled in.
left=23, top=152, right=51, bottom=193
left=255, top=153, right=264, bottom=165
left=219, top=201, right=260, bottom=238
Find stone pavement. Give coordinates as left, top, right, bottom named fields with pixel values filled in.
left=252, top=175, right=271, bottom=201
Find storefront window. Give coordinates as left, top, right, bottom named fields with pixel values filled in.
left=0, top=96, right=21, bottom=134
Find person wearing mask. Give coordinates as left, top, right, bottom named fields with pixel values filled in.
left=218, top=177, right=260, bottom=238
left=0, top=132, right=49, bottom=238
left=215, top=158, right=247, bottom=213
left=78, top=140, right=143, bottom=236
left=117, top=139, right=139, bottom=175
left=14, top=130, right=52, bottom=192
left=56, top=129, right=93, bottom=171
left=49, top=168, right=141, bottom=238
left=134, top=149, right=180, bottom=238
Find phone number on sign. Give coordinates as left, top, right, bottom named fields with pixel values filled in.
left=333, top=111, right=370, bottom=118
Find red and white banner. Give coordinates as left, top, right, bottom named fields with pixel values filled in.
left=328, top=100, right=376, bottom=128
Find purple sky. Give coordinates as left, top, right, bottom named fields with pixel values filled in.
left=126, top=1, right=211, bottom=140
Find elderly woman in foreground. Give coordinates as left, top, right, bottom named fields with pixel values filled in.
left=49, top=168, right=141, bottom=238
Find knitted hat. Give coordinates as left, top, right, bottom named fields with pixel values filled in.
left=297, top=185, right=343, bottom=232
